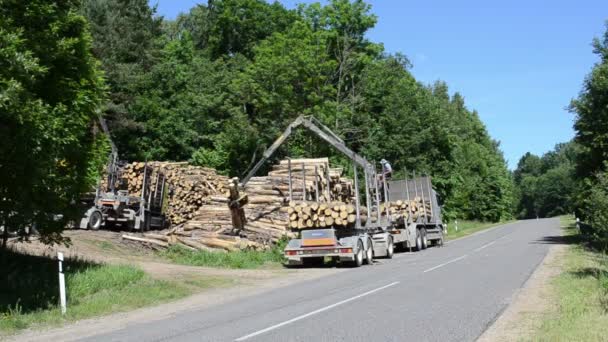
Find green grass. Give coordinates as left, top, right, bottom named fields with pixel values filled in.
left=0, top=249, right=194, bottom=335
left=532, top=216, right=608, bottom=341
left=444, top=219, right=513, bottom=240
left=160, top=244, right=285, bottom=269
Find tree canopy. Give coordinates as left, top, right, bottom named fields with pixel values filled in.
left=0, top=0, right=105, bottom=246
left=81, top=0, right=514, bottom=222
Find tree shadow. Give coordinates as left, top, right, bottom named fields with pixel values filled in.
left=570, top=267, right=608, bottom=280
left=0, top=248, right=100, bottom=314
left=531, top=234, right=582, bottom=245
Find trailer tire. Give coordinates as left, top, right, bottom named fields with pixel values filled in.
left=352, top=240, right=364, bottom=267
left=415, top=229, right=423, bottom=251
left=88, top=211, right=102, bottom=230
left=421, top=229, right=428, bottom=249
left=365, top=239, right=373, bottom=265
left=386, top=237, right=394, bottom=259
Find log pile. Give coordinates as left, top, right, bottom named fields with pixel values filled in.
left=287, top=201, right=364, bottom=229
left=120, top=162, right=230, bottom=225
left=267, top=158, right=354, bottom=203
left=380, top=198, right=433, bottom=224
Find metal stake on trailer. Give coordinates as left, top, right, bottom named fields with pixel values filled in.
left=314, top=165, right=319, bottom=202
left=425, top=175, right=434, bottom=224
left=301, top=163, right=306, bottom=201
left=287, top=158, right=292, bottom=201
left=353, top=162, right=361, bottom=227
left=325, top=161, right=331, bottom=202
left=420, top=174, right=428, bottom=224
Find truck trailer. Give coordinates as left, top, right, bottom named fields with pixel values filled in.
left=240, top=115, right=445, bottom=267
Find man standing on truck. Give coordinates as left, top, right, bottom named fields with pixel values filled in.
left=379, top=159, right=392, bottom=201
left=380, top=159, right=392, bottom=180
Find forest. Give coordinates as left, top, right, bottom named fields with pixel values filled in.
left=3, top=0, right=519, bottom=244
left=512, top=21, right=608, bottom=248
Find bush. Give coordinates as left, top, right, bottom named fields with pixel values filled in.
left=583, top=171, right=608, bottom=250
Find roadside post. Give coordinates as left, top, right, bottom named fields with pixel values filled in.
left=57, top=252, right=67, bottom=315
left=455, top=220, right=458, bottom=232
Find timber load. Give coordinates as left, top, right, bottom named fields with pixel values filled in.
left=120, top=162, right=230, bottom=225
left=287, top=201, right=365, bottom=229
left=380, top=198, right=433, bottom=224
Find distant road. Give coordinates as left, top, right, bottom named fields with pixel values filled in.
left=80, top=218, right=560, bottom=342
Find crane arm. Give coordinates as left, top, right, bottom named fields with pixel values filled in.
left=241, top=115, right=375, bottom=186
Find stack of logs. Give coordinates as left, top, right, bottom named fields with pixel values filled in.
left=120, top=162, right=230, bottom=225
left=287, top=201, right=362, bottom=229
left=380, top=198, right=433, bottom=224
left=267, top=158, right=354, bottom=203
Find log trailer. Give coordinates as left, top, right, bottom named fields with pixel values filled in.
left=80, top=118, right=167, bottom=231
left=242, top=115, right=445, bottom=267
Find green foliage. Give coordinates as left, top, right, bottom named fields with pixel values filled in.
left=0, top=249, right=191, bottom=333
left=80, top=0, right=513, bottom=222
left=571, top=21, right=608, bottom=179
left=161, top=241, right=287, bottom=269
left=513, top=143, right=578, bottom=219
left=0, top=0, right=105, bottom=245
left=582, top=168, right=608, bottom=250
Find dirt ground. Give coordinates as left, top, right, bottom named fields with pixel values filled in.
left=477, top=243, right=567, bottom=342
left=8, top=229, right=343, bottom=341
left=8, top=229, right=322, bottom=282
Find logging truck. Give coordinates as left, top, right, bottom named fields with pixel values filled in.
left=241, top=115, right=445, bottom=267
left=80, top=118, right=167, bottom=231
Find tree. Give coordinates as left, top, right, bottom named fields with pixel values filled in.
left=81, top=0, right=163, bottom=161
left=513, top=142, right=577, bottom=219
left=571, top=21, right=608, bottom=179
left=0, top=0, right=105, bottom=246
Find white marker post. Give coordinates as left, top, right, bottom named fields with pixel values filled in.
left=455, top=220, right=458, bottom=232
left=57, top=252, right=67, bottom=315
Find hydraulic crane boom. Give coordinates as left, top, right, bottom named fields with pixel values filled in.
left=241, top=115, right=376, bottom=186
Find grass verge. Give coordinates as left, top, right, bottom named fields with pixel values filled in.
left=445, top=220, right=513, bottom=241
left=160, top=243, right=286, bottom=269
left=533, top=216, right=608, bottom=341
left=0, top=249, right=198, bottom=335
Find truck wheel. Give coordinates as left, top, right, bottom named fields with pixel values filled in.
left=353, top=240, right=364, bottom=267
left=364, top=239, right=373, bottom=265
left=88, top=211, right=102, bottom=230
left=421, top=229, right=428, bottom=249
left=438, top=233, right=444, bottom=247
left=415, top=229, right=423, bottom=251
left=386, top=237, right=394, bottom=259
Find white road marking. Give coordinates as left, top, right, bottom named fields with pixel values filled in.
left=423, top=255, right=468, bottom=273
left=474, top=240, right=497, bottom=252
left=234, top=281, right=400, bottom=341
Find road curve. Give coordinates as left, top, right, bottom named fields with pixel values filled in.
left=79, top=218, right=560, bottom=342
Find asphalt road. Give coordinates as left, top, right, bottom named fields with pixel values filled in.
left=80, top=218, right=560, bottom=342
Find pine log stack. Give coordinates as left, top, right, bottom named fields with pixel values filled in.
left=120, top=162, right=230, bottom=225
left=379, top=198, right=433, bottom=224
left=266, top=158, right=354, bottom=203
left=287, top=201, right=367, bottom=230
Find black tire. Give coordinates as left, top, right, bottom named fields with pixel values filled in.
left=421, top=229, right=428, bottom=249
left=352, top=240, right=364, bottom=267
left=438, top=233, right=444, bottom=247
left=386, top=237, right=394, bottom=259
left=364, top=239, right=373, bottom=265
left=88, top=211, right=102, bottom=230
left=415, top=229, right=423, bottom=251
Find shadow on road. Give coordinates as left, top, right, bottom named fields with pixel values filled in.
left=531, top=234, right=581, bottom=245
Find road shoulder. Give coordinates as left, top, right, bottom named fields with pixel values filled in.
left=477, top=241, right=566, bottom=342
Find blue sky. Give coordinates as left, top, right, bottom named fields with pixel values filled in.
left=150, top=0, right=608, bottom=169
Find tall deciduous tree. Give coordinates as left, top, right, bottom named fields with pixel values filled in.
left=0, top=0, right=105, bottom=246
